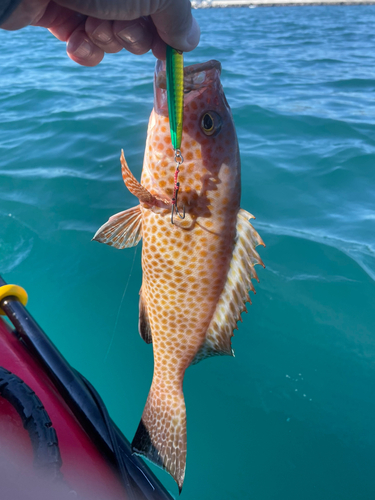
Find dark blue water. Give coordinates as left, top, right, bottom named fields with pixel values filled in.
left=1, top=6, right=375, bottom=499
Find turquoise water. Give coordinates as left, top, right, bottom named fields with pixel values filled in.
left=1, top=5, right=375, bottom=499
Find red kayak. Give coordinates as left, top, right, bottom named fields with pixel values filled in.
left=0, top=276, right=172, bottom=500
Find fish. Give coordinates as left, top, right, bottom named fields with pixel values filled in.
left=93, top=59, right=265, bottom=492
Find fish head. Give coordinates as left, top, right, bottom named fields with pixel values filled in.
left=142, top=59, right=241, bottom=224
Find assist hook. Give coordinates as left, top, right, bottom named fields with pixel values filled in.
left=171, top=149, right=185, bottom=225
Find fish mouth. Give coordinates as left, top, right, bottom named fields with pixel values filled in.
left=154, top=59, right=222, bottom=115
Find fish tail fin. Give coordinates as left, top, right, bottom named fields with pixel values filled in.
left=132, top=381, right=187, bottom=493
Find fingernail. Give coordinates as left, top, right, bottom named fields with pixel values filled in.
left=117, top=23, right=144, bottom=44
left=92, top=26, right=112, bottom=44
left=72, top=39, right=92, bottom=59
left=187, top=17, right=200, bottom=49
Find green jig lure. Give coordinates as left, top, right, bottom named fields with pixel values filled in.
left=166, top=45, right=184, bottom=151
left=166, top=45, right=185, bottom=223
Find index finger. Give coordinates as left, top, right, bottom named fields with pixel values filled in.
left=54, top=0, right=200, bottom=52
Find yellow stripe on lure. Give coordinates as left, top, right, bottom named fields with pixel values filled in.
left=166, top=45, right=184, bottom=151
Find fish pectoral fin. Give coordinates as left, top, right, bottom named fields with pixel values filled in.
left=132, top=384, right=186, bottom=493
left=93, top=205, right=142, bottom=249
left=138, top=290, right=152, bottom=344
left=192, top=208, right=265, bottom=365
left=120, top=150, right=156, bottom=205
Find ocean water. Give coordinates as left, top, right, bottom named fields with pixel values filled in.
left=1, top=5, right=375, bottom=499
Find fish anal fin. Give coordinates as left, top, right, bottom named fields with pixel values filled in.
left=192, top=208, right=265, bottom=365
left=132, top=384, right=186, bottom=493
left=93, top=205, right=142, bottom=249
left=139, top=290, right=152, bottom=344
left=120, top=150, right=156, bottom=206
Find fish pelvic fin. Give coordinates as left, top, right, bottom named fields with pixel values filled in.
left=120, top=150, right=156, bottom=206
left=192, top=208, right=265, bottom=365
left=92, top=205, right=142, bottom=248
left=138, top=289, right=152, bottom=344
left=132, top=383, right=187, bottom=493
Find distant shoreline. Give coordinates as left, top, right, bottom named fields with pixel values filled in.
left=192, top=0, right=375, bottom=7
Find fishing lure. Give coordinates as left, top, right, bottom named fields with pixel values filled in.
left=166, top=45, right=185, bottom=224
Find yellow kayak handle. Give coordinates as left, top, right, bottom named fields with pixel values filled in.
left=0, top=284, right=28, bottom=315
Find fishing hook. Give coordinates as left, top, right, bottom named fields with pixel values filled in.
left=171, top=182, right=185, bottom=224
left=171, top=150, right=185, bottom=225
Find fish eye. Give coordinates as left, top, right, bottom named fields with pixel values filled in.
left=202, top=113, right=214, bottom=132
left=200, top=111, right=222, bottom=136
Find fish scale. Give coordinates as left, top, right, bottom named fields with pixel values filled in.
left=93, top=59, right=265, bottom=492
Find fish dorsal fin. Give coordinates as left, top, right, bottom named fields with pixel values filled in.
left=120, top=150, right=156, bottom=205
left=93, top=205, right=142, bottom=248
left=192, top=209, right=265, bottom=365
left=139, top=290, right=152, bottom=344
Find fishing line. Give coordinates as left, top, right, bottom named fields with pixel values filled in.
left=104, top=245, right=138, bottom=363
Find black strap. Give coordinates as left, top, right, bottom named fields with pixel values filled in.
left=0, top=0, right=23, bottom=26
left=0, top=366, right=63, bottom=480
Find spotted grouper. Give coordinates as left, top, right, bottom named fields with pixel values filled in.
left=94, top=59, right=265, bottom=491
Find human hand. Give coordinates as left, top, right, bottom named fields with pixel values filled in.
left=1, top=0, right=200, bottom=66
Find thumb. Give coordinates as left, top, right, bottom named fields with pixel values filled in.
left=151, top=0, right=200, bottom=52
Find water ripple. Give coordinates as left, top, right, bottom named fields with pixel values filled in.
left=257, top=221, right=375, bottom=282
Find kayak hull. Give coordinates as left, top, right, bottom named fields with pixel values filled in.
left=0, top=316, right=126, bottom=499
